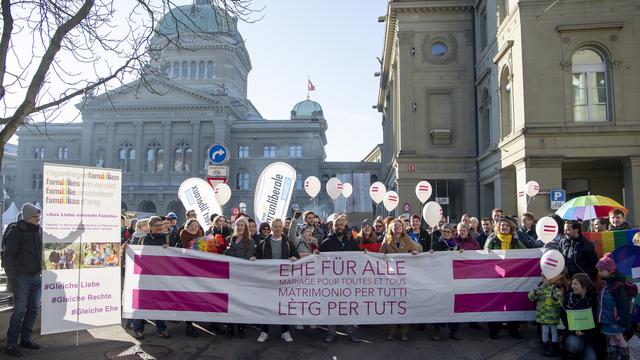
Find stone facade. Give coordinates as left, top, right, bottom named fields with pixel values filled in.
left=378, top=0, right=640, bottom=225
left=13, top=2, right=378, bottom=223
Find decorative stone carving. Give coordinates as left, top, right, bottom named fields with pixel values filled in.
left=560, top=61, right=572, bottom=72
left=422, top=34, right=458, bottom=65
left=397, top=31, right=416, bottom=45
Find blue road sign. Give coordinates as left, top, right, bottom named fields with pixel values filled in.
left=208, top=144, right=229, bottom=164
left=549, top=190, right=566, bottom=210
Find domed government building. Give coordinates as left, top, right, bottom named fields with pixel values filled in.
left=14, top=0, right=379, bottom=222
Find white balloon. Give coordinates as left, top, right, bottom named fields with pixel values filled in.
left=342, top=183, right=353, bottom=198
left=369, top=181, right=386, bottom=204
left=540, top=250, right=565, bottom=279
left=415, top=181, right=433, bottom=203
left=304, top=176, right=321, bottom=198
left=525, top=180, right=540, bottom=197
left=326, top=177, right=343, bottom=200
left=535, top=216, right=559, bottom=244
left=422, top=201, right=443, bottom=228
left=383, top=191, right=399, bottom=211
left=214, top=183, right=232, bottom=206
left=178, top=177, right=222, bottom=230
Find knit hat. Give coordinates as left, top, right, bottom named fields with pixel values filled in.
left=259, top=222, right=270, bottom=231
left=362, top=219, right=373, bottom=228
left=596, top=252, right=616, bottom=273
left=21, top=203, right=41, bottom=220
left=166, top=212, right=178, bottom=220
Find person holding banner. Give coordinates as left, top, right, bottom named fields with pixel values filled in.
left=133, top=216, right=171, bottom=340
left=319, top=216, right=362, bottom=343
left=356, top=219, right=381, bottom=253
left=3, top=204, right=43, bottom=357
left=251, top=218, right=299, bottom=343
left=380, top=219, right=421, bottom=341
left=484, top=217, right=526, bottom=340
left=562, top=273, right=600, bottom=360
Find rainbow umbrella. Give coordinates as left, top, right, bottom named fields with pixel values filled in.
left=555, top=195, right=628, bottom=220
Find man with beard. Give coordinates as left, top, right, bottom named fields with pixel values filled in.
left=319, top=216, right=361, bottom=343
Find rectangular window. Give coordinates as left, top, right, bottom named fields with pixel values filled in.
left=263, top=145, right=276, bottom=158
left=572, top=71, right=606, bottom=122
left=479, top=8, right=487, bottom=49
left=289, top=145, right=302, bottom=158
left=236, top=173, right=249, bottom=190
left=238, top=145, right=249, bottom=158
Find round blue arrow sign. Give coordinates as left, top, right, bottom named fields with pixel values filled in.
left=208, top=144, right=228, bottom=164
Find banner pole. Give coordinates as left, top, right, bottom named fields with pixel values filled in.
left=75, top=168, right=86, bottom=347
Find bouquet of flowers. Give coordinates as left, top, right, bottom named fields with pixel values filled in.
left=195, top=234, right=227, bottom=254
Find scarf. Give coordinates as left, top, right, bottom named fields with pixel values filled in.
left=496, top=232, right=512, bottom=250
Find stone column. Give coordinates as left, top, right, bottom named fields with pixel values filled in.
left=494, top=168, right=517, bottom=216
left=134, top=122, right=143, bottom=182
left=515, top=158, right=563, bottom=218
left=163, top=120, right=172, bottom=180
left=623, top=157, right=640, bottom=227
left=191, top=120, right=201, bottom=176
left=463, top=178, right=479, bottom=218
left=396, top=31, right=416, bottom=156
left=80, top=120, right=93, bottom=166
left=105, top=123, right=115, bottom=168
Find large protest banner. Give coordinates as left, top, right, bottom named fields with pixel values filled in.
left=123, top=246, right=544, bottom=324
left=41, top=163, right=122, bottom=334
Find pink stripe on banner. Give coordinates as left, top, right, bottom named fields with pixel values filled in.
left=454, top=292, right=534, bottom=313
left=134, top=255, right=230, bottom=279
left=452, top=258, right=540, bottom=279
left=133, top=289, right=229, bottom=313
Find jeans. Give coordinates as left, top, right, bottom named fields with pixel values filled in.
left=133, top=319, right=167, bottom=333
left=541, top=324, right=558, bottom=342
left=6, top=274, right=42, bottom=346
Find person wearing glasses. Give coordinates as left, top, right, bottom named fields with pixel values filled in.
left=256, top=222, right=271, bottom=245
left=373, top=218, right=386, bottom=242
left=429, top=223, right=463, bottom=341
left=132, top=216, right=171, bottom=340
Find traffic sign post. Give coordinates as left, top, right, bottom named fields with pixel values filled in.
left=549, top=190, right=566, bottom=210
left=208, top=144, right=229, bottom=164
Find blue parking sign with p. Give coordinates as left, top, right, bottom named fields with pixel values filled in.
left=550, top=190, right=566, bottom=210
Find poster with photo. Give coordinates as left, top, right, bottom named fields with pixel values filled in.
left=41, top=163, right=122, bottom=335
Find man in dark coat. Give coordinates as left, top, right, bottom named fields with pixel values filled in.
left=558, top=220, right=599, bottom=281
left=3, top=204, right=44, bottom=357
left=319, top=215, right=361, bottom=343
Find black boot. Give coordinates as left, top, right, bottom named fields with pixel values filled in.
left=542, top=341, right=551, bottom=356
left=548, top=342, right=559, bottom=358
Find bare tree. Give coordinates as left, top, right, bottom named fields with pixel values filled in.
left=0, top=0, right=261, bottom=168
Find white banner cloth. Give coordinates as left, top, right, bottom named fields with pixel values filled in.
left=123, top=246, right=544, bottom=324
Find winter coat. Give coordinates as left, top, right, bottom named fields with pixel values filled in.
left=597, top=272, right=631, bottom=329
left=130, top=230, right=147, bottom=245
left=294, top=234, right=319, bottom=254
left=407, top=228, right=431, bottom=252
left=379, top=237, right=422, bottom=254
left=226, top=235, right=255, bottom=260
left=255, top=234, right=299, bottom=260
left=484, top=232, right=527, bottom=251
left=319, top=232, right=360, bottom=252
left=3, top=220, right=42, bottom=278
left=528, top=282, right=563, bottom=325
left=140, top=232, right=171, bottom=246
left=179, top=229, right=199, bottom=249
left=431, top=236, right=457, bottom=252
left=476, top=232, right=490, bottom=249
left=562, top=291, right=598, bottom=336
left=557, top=234, right=598, bottom=281
left=609, top=222, right=630, bottom=231
left=454, top=234, right=481, bottom=250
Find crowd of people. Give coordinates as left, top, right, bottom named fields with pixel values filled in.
left=116, top=206, right=638, bottom=359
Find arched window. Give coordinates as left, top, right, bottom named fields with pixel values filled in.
left=181, top=61, right=188, bottom=78
left=236, top=172, right=250, bottom=190
left=173, top=61, right=180, bottom=78
left=95, top=148, right=105, bottom=167
left=296, top=172, right=303, bottom=191
left=190, top=61, right=197, bottom=79
left=500, top=67, right=512, bottom=138
left=206, top=61, right=214, bottom=79
left=481, top=88, right=491, bottom=152
left=145, top=141, right=163, bottom=172
left=198, top=61, right=205, bottom=79
left=118, top=142, right=134, bottom=172
left=34, top=146, right=44, bottom=159
left=174, top=141, right=191, bottom=172
left=137, top=200, right=156, bottom=213
left=57, top=146, right=68, bottom=160
left=572, top=48, right=609, bottom=122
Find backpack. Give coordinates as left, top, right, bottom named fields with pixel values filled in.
left=0, top=221, right=18, bottom=268
left=611, top=279, right=639, bottom=315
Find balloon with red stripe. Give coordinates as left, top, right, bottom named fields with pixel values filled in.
left=369, top=181, right=386, bottom=204
left=415, top=180, right=433, bottom=203
left=540, top=250, right=565, bottom=279
left=535, top=216, right=559, bottom=244
left=304, top=176, right=321, bottom=198
left=383, top=191, right=399, bottom=211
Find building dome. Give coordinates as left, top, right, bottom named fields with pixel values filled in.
left=157, top=1, right=243, bottom=41
left=291, top=99, right=324, bottom=120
